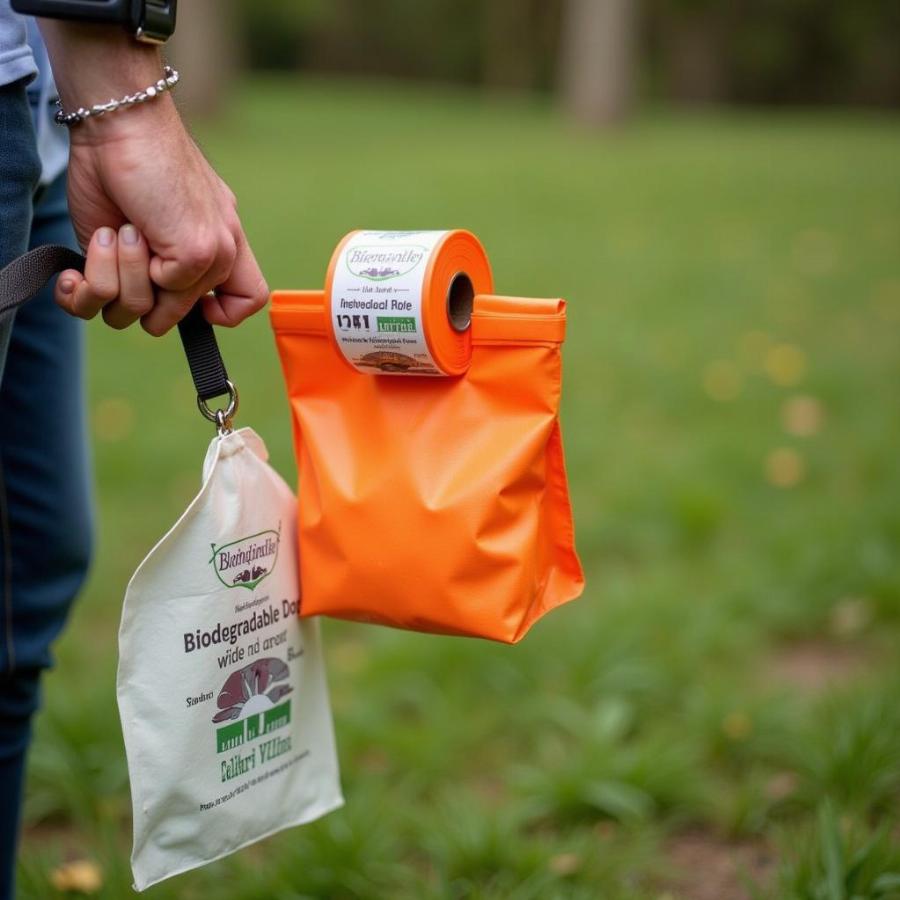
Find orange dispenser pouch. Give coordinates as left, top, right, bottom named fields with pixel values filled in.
left=270, top=230, right=583, bottom=643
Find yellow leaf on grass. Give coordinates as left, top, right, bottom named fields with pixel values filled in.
left=50, top=859, right=103, bottom=894
left=765, top=771, right=799, bottom=801
left=549, top=852, right=582, bottom=876
left=781, top=395, right=824, bottom=437
left=765, top=447, right=806, bottom=488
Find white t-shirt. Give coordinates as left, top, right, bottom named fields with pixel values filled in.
left=0, top=8, right=67, bottom=187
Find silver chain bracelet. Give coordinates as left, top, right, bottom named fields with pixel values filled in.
left=54, top=65, right=180, bottom=128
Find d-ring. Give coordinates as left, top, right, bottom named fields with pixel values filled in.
left=197, top=379, right=238, bottom=434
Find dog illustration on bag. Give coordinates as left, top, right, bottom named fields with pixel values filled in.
left=231, top=565, right=268, bottom=585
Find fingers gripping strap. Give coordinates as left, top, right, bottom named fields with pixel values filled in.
left=0, top=244, right=230, bottom=402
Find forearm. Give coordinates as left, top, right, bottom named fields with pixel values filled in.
left=37, top=20, right=178, bottom=143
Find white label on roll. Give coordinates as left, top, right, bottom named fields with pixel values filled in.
left=330, top=230, right=448, bottom=375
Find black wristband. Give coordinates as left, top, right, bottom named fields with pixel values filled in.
left=10, top=0, right=177, bottom=44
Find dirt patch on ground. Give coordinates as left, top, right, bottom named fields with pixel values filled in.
left=20, top=820, right=98, bottom=872
left=662, top=829, right=777, bottom=900
left=21, top=820, right=84, bottom=853
left=768, top=638, right=870, bottom=693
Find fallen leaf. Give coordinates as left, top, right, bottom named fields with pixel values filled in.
left=549, top=852, right=582, bottom=876
left=765, top=447, right=805, bottom=488
left=50, top=859, right=103, bottom=894
left=781, top=394, right=824, bottom=436
left=764, top=771, right=799, bottom=801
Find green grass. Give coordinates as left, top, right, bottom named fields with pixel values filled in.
left=17, top=78, right=900, bottom=898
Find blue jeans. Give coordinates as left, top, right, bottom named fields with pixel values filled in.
left=0, top=80, right=93, bottom=900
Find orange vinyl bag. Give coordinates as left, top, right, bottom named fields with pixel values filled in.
left=270, top=230, right=583, bottom=643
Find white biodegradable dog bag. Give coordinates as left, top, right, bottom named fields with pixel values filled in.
left=117, top=427, right=343, bottom=890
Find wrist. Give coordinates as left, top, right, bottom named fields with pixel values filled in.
left=40, top=20, right=178, bottom=144
left=67, top=90, right=180, bottom=147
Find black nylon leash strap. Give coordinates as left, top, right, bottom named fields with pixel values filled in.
left=175, top=301, right=232, bottom=402
left=0, top=244, right=230, bottom=402
left=0, top=244, right=84, bottom=315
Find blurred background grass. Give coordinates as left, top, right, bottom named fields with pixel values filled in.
left=15, top=1, right=900, bottom=897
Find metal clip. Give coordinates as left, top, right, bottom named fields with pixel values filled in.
left=197, top=379, right=239, bottom=437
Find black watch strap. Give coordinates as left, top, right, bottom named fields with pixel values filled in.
left=10, top=0, right=177, bottom=44
left=136, top=0, right=177, bottom=44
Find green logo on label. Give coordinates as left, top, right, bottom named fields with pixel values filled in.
left=210, top=528, right=279, bottom=591
left=377, top=316, right=416, bottom=333
left=216, top=700, right=292, bottom=753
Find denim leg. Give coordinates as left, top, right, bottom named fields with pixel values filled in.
left=0, top=79, right=40, bottom=382
left=1, top=45, right=89, bottom=900
left=0, top=147, right=91, bottom=900
left=0, top=79, right=42, bottom=900
left=0, top=171, right=92, bottom=897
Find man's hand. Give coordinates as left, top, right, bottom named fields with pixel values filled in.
left=40, top=22, right=268, bottom=335
left=65, top=107, right=267, bottom=335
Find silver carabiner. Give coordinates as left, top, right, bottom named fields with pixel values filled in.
left=197, top=379, right=239, bottom=437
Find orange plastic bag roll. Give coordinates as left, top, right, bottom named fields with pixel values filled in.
left=270, top=230, right=583, bottom=643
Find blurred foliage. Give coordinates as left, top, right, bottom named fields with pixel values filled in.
left=235, top=0, right=900, bottom=105
left=238, top=0, right=560, bottom=91
left=648, top=0, right=900, bottom=105
left=762, top=800, right=900, bottom=900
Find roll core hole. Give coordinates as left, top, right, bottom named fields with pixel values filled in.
left=447, top=272, right=474, bottom=332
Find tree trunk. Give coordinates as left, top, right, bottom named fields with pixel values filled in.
left=167, top=0, right=239, bottom=121
left=559, top=0, right=637, bottom=126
